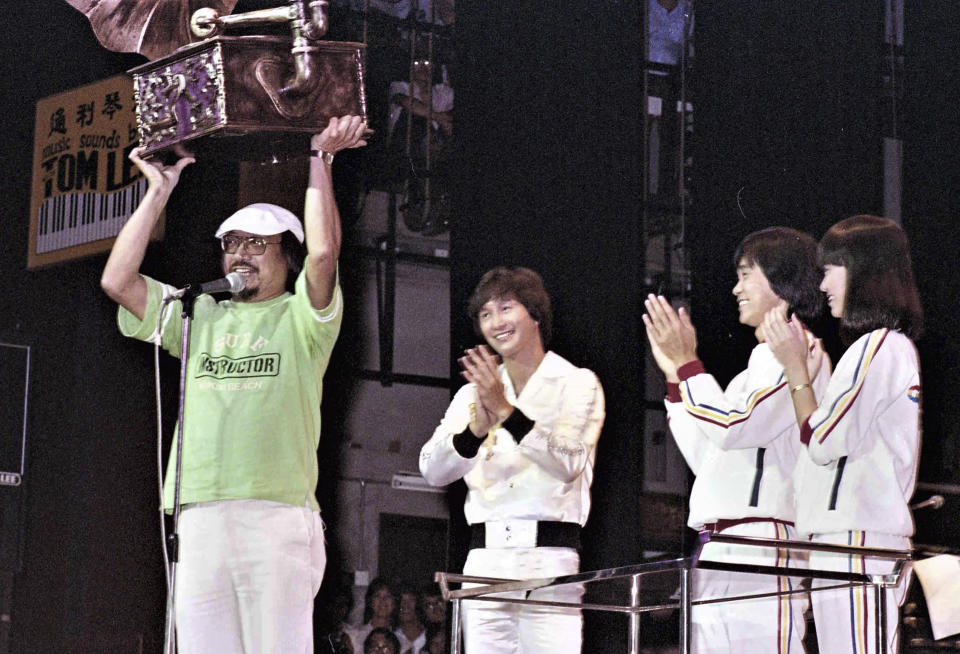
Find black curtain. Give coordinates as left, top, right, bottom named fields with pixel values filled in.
left=903, top=2, right=960, bottom=546
left=452, top=1, right=647, bottom=649
left=691, top=0, right=884, bottom=381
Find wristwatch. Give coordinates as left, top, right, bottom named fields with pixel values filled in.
left=310, top=149, right=334, bottom=164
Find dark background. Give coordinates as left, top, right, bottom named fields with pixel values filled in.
left=1, top=1, right=958, bottom=652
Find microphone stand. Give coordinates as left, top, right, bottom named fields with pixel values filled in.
left=163, top=286, right=202, bottom=654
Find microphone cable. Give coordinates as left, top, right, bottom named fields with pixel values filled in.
left=153, top=295, right=177, bottom=654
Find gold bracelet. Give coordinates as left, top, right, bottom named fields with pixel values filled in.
left=790, top=383, right=811, bottom=395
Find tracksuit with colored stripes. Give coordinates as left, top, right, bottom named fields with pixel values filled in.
left=665, top=338, right=830, bottom=654
left=795, top=328, right=921, bottom=654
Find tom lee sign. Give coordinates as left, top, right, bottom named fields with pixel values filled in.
left=29, top=74, right=161, bottom=268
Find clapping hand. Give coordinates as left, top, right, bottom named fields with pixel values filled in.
left=459, top=345, right=511, bottom=437
left=642, top=294, right=697, bottom=379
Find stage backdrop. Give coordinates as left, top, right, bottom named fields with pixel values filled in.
left=1, top=1, right=958, bottom=653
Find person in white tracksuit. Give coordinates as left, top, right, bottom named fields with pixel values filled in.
left=644, top=227, right=830, bottom=654
left=764, top=215, right=923, bottom=654
left=419, top=266, right=605, bottom=654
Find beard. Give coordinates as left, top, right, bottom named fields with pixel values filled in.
left=235, top=284, right=258, bottom=301
left=227, top=258, right=258, bottom=301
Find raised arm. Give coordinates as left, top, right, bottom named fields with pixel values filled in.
left=648, top=296, right=825, bottom=450
left=303, top=116, right=367, bottom=309
left=643, top=294, right=693, bottom=383
left=763, top=311, right=820, bottom=428
left=100, top=146, right=194, bottom=320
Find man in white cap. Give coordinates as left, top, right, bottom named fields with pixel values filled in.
left=101, top=116, right=367, bottom=654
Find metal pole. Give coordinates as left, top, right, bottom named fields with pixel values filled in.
left=628, top=574, right=641, bottom=654
left=163, top=307, right=195, bottom=654
left=875, top=581, right=888, bottom=654
left=680, top=567, right=691, bottom=654
left=882, top=0, right=904, bottom=223
left=450, top=598, right=462, bottom=654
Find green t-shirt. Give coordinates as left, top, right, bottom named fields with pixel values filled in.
left=118, top=271, right=342, bottom=511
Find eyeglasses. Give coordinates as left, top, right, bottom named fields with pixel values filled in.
left=220, top=235, right=282, bottom=255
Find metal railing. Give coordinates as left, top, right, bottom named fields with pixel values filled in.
left=435, top=531, right=912, bottom=654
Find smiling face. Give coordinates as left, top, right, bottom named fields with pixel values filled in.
left=221, top=230, right=288, bottom=302
left=732, top=258, right=782, bottom=331
left=477, top=295, right=544, bottom=362
left=820, top=263, right=848, bottom=318
left=370, top=587, right=395, bottom=622
left=365, top=632, right=397, bottom=654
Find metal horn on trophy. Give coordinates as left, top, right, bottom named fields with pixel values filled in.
left=66, top=0, right=369, bottom=160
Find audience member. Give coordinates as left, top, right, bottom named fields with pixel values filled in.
left=365, top=627, right=402, bottom=654
left=648, top=0, right=692, bottom=68
left=318, top=582, right=357, bottom=653
left=383, top=57, right=454, bottom=234
left=395, top=583, right=426, bottom=654
left=419, top=583, right=446, bottom=631
left=345, top=578, right=398, bottom=650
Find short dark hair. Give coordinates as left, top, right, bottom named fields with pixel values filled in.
left=280, top=231, right=305, bottom=272
left=467, top=266, right=552, bottom=347
left=819, top=215, right=923, bottom=345
left=734, top=227, right=824, bottom=324
left=364, top=627, right=401, bottom=654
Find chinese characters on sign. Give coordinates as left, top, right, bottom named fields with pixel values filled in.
left=29, top=75, right=161, bottom=268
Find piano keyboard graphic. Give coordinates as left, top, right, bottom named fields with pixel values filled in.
left=35, top=178, right=147, bottom=254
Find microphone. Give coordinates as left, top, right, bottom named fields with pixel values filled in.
left=910, top=495, right=945, bottom=511
left=168, top=272, right=246, bottom=300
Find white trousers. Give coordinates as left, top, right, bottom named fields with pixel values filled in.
left=462, top=546, right=582, bottom=654
left=174, top=499, right=326, bottom=654
left=692, top=521, right=808, bottom=654
left=809, top=531, right=910, bottom=654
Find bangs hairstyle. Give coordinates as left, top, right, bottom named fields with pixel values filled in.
left=733, top=227, right=824, bottom=324
left=819, top=215, right=922, bottom=345
left=467, top=266, right=553, bottom=347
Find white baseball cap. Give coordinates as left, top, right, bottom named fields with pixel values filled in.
left=214, top=203, right=305, bottom=243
